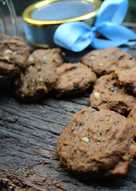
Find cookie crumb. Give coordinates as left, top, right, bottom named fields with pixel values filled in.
left=94, top=92, right=101, bottom=100
left=81, top=137, right=90, bottom=143
left=123, top=154, right=131, bottom=161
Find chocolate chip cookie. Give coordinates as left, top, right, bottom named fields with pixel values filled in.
left=28, top=48, right=63, bottom=67
left=55, top=63, right=97, bottom=96
left=57, top=107, right=135, bottom=176
left=116, top=63, right=136, bottom=96
left=81, top=48, right=131, bottom=75
left=90, top=74, right=136, bottom=116
left=15, top=62, right=57, bottom=102
left=0, top=33, right=31, bottom=76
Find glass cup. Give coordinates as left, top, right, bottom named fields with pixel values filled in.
left=0, top=0, right=18, bottom=88
left=0, top=0, right=18, bottom=35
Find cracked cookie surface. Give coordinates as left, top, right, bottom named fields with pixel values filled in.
left=28, top=48, right=64, bottom=67
left=0, top=33, right=31, bottom=76
left=81, top=48, right=131, bottom=75
left=55, top=63, right=97, bottom=96
left=15, top=62, right=57, bottom=102
left=90, top=74, right=136, bottom=116
left=57, top=107, right=135, bottom=176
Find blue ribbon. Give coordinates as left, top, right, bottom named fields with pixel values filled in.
left=54, top=0, right=136, bottom=52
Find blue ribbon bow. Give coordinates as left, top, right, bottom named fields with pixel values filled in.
left=54, top=0, right=136, bottom=52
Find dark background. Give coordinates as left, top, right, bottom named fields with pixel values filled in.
left=13, top=0, right=136, bottom=22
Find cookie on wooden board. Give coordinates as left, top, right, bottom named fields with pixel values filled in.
left=57, top=107, right=136, bottom=176
left=15, top=62, right=57, bottom=102
left=55, top=63, right=97, bottom=96
left=90, top=73, right=136, bottom=116
left=28, top=48, right=64, bottom=67
left=116, top=64, right=136, bottom=96
left=81, top=48, right=132, bottom=75
left=0, top=33, right=31, bottom=76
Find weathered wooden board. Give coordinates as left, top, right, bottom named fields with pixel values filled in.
left=0, top=84, right=136, bottom=191
left=0, top=47, right=136, bottom=191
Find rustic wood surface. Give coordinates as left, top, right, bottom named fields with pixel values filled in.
left=0, top=47, right=136, bottom=190
left=1, top=89, right=136, bottom=191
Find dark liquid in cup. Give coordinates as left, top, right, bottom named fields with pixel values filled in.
left=32, top=0, right=93, bottom=21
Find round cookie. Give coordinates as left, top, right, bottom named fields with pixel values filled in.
left=81, top=48, right=131, bottom=75
left=55, top=63, right=97, bottom=96
left=0, top=33, right=31, bottom=76
left=28, top=48, right=63, bottom=67
left=116, top=64, right=136, bottom=96
left=15, top=63, right=57, bottom=102
left=90, top=74, right=136, bottom=116
left=57, top=107, right=135, bottom=176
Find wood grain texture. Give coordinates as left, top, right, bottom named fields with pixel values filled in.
left=0, top=48, right=136, bottom=191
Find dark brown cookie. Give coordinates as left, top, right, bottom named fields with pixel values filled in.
left=55, top=63, right=97, bottom=96
left=116, top=63, right=136, bottom=96
left=81, top=48, right=131, bottom=75
left=90, top=74, right=136, bottom=116
left=0, top=33, right=31, bottom=76
left=15, top=63, right=57, bottom=102
left=57, top=107, right=135, bottom=176
left=28, top=48, right=63, bottom=67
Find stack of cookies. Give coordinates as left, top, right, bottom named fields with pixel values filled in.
left=15, top=49, right=97, bottom=101
left=0, top=33, right=96, bottom=101
left=0, top=33, right=31, bottom=77
left=1, top=33, right=136, bottom=177
left=57, top=48, right=136, bottom=177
